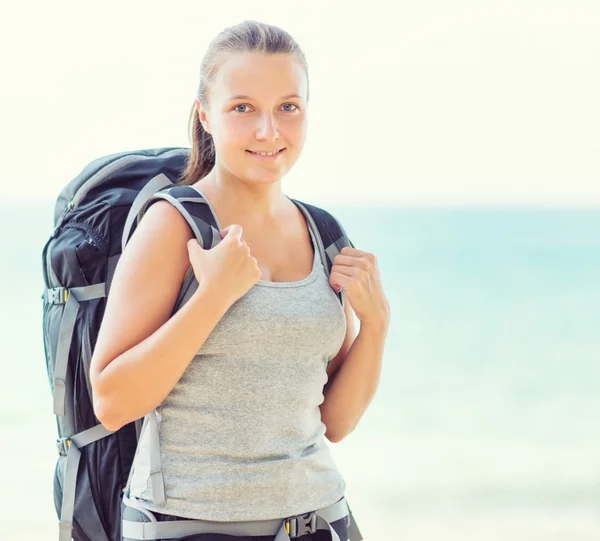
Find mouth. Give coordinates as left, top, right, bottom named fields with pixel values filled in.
left=246, top=148, right=286, bottom=161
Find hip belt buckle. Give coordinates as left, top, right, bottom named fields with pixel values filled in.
left=285, top=512, right=318, bottom=538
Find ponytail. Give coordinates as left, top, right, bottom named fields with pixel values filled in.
left=178, top=101, right=215, bottom=185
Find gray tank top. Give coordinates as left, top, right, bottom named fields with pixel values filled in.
left=128, top=225, right=348, bottom=521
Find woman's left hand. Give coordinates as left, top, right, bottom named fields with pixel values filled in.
left=329, top=247, right=390, bottom=331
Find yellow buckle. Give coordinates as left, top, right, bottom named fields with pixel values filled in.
left=47, top=287, right=70, bottom=304
left=56, top=438, right=71, bottom=457
left=283, top=514, right=317, bottom=538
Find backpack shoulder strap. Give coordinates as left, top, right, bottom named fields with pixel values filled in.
left=136, top=184, right=220, bottom=249
left=291, top=199, right=354, bottom=305
left=291, top=199, right=354, bottom=271
left=137, top=185, right=222, bottom=312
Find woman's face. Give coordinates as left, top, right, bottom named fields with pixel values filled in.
left=196, top=52, right=308, bottom=186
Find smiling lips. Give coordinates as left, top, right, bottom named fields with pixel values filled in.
left=247, top=148, right=284, bottom=156
left=246, top=148, right=286, bottom=161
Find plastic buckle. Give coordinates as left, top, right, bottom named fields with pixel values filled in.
left=285, top=512, right=317, bottom=538
left=56, top=438, right=71, bottom=457
left=47, top=287, right=69, bottom=305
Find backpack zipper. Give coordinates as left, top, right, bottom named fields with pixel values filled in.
left=62, top=223, right=107, bottom=254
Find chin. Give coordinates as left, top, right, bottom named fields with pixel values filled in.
left=244, top=166, right=288, bottom=185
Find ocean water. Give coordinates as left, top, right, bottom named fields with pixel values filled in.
left=2, top=201, right=600, bottom=540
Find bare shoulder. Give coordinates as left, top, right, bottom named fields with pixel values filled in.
left=135, top=198, right=195, bottom=243
left=126, top=199, right=195, bottom=267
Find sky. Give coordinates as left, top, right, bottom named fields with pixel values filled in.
left=1, top=0, right=599, bottom=206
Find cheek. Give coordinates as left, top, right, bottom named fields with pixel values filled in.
left=214, top=116, right=248, bottom=149
left=286, top=116, right=307, bottom=146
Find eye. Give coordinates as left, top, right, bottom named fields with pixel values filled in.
left=233, top=104, right=252, bottom=113
left=281, top=103, right=299, bottom=112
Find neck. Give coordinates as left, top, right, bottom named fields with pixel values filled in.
left=196, top=167, right=288, bottom=222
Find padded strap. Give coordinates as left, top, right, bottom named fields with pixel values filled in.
left=122, top=496, right=349, bottom=540
left=290, top=200, right=352, bottom=305
left=58, top=424, right=114, bottom=541
left=138, top=192, right=204, bottom=246
left=122, top=173, right=173, bottom=252
left=51, top=283, right=106, bottom=416
left=150, top=188, right=222, bottom=313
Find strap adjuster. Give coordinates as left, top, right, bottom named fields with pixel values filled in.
left=285, top=512, right=317, bottom=538
left=46, top=287, right=69, bottom=305
left=56, top=438, right=71, bottom=457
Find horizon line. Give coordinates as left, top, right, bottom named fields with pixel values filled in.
left=3, top=195, right=599, bottom=211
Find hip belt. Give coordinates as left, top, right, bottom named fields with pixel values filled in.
left=122, top=495, right=358, bottom=540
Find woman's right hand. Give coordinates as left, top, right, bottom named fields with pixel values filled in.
left=187, top=224, right=261, bottom=306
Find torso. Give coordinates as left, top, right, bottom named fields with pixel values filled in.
left=128, top=181, right=348, bottom=521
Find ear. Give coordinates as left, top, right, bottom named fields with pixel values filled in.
left=195, top=97, right=212, bottom=134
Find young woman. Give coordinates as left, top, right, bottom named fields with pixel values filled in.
left=90, top=20, right=390, bottom=541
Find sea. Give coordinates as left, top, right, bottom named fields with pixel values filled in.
left=2, top=201, right=600, bottom=540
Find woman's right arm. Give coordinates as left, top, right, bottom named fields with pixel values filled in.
left=90, top=200, right=232, bottom=432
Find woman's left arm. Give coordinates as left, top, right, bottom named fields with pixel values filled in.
left=320, top=247, right=390, bottom=443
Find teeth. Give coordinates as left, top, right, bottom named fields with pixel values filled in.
left=252, top=150, right=280, bottom=156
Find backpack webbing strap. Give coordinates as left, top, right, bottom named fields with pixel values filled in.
left=122, top=173, right=174, bottom=252
left=148, top=410, right=166, bottom=505
left=346, top=503, right=363, bottom=541
left=122, top=410, right=167, bottom=507
left=122, top=496, right=350, bottom=540
left=47, top=283, right=106, bottom=416
left=57, top=423, right=114, bottom=541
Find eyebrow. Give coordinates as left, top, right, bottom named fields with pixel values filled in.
left=227, top=94, right=304, bottom=101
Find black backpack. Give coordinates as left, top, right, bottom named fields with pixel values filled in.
left=42, top=147, right=355, bottom=541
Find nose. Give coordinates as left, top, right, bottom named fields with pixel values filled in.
left=254, top=112, right=280, bottom=141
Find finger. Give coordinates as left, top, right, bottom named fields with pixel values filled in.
left=330, top=265, right=362, bottom=278
left=329, top=272, right=353, bottom=292
left=224, top=224, right=243, bottom=244
left=219, top=225, right=233, bottom=238
left=339, top=247, right=377, bottom=265
left=223, top=224, right=243, bottom=242
left=187, top=238, right=204, bottom=253
left=339, top=247, right=365, bottom=257
left=332, top=254, right=370, bottom=270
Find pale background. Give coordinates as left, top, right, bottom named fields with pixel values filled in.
left=1, top=0, right=599, bottom=206
left=1, top=1, right=599, bottom=540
